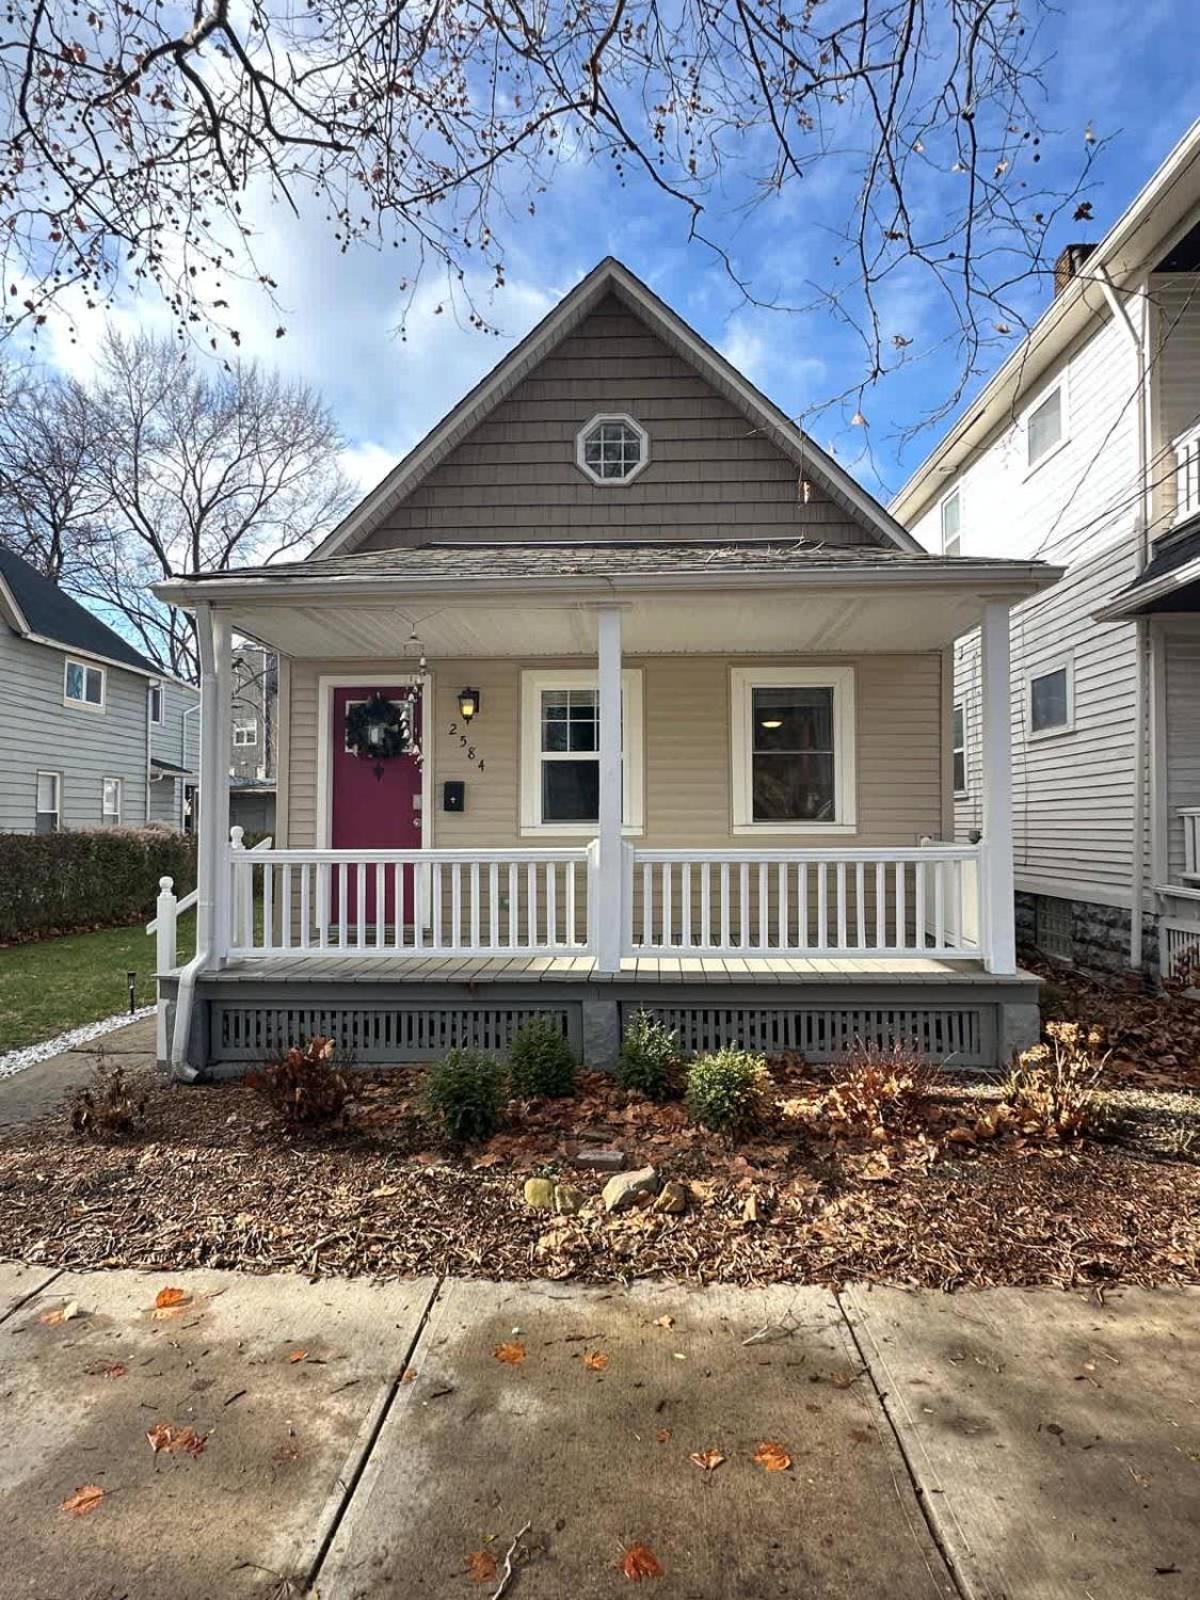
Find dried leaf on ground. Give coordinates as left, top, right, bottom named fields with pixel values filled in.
left=154, top=1286, right=189, bottom=1309
left=583, top=1350, right=609, bottom=1372
left=830, top=1370, right=857, bottom=1390
left=465, top=1549, right=498, bottom=1584
left=621, top=1542, right=664, bottom=1581
left=60, top=1485, right=104, bottom=1516
left=288, top=1349, right=307, bottom=1363
left=39, top=1299, right=80, bottom=1326
left=146, top=1421, right=208, bottom=1457
left=493, top=1341, right=526, bottom=1365
left=652, top=1314, right=674, bottom=1329
left=689, top=1448, right=725, bottom=1472
left=753, top=1440, right=793, bottom=1472
left=84, top=1360, right=127, bottom=1379
left=655, top=1428, right=672, bottom=1444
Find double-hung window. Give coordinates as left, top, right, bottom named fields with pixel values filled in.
left=149, top=683, right=163, bottom=725
left=1027, top=657, right=1074, bottom=738
left=101, top=776, right=122, bottom=825
left=1026, top=384, right=1065, bottom=469
left=731, top=667, right=856, bottom=832
left=64, top=658, right=105, bottom=710
left=520, top=669, right=644, bottom=833
left=952, top=704, right=967, bottom=795
left=940, top=487, right=962, bottom=556
left=35, top=771, right=61, bottom=834
left=233, top=719, right=258, bottom=747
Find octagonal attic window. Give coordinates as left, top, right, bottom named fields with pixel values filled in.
left=577, top=414, right=649, bottom=485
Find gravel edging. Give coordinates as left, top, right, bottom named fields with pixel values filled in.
left=0, top=1006, right=157, bottom=1081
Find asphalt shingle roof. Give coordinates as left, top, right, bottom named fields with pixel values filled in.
left=0, top=544, right=158, bottom=673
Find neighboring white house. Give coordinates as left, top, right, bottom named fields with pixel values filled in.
left=892, top=119, right=1200, bottom=978
left=0, top=543, right=199, bottom=834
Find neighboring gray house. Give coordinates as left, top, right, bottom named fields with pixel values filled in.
left=0, top=544, right=197, bottom=833
left=229, top=644, right=277, bottom=834
left=892, top=119, right=1200, bottom=979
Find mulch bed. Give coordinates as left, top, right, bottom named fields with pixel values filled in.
left=1, top=1062, right=1197, bottom=1292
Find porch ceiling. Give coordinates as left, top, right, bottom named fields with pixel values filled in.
left=218, top=585, right=1003, bottom=658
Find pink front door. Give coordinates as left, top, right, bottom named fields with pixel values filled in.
left=330, top=686, right=423, bottom=929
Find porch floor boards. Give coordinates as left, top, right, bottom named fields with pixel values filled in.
left=179, top=952, right=1000, bottom=986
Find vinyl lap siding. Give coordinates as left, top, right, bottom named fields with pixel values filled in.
left=364, top=296, right=872, bottom=549
left=150, top=679, right=200, bottom=828
left=0, top=624, right=149, bottom=832
left=284, top=653, right=944, bottom=852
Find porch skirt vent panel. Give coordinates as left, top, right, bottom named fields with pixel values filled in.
left=629, top=1005, right=989, bottom=1067
left=212, top=1003, right=578, bottom=1064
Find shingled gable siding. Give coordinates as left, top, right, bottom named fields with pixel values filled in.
left=362, top=295, right=876, bottom=549
left=283, top=653, right=945, bottom=852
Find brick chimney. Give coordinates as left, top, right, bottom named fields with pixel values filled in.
left=1053, top=242, right=1097, bottom=296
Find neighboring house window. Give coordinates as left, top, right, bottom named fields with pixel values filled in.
left=730, top=667, right=857, bottom=832
left=233, top=720, right=258, bottom=747
left=183, top=784, right=197, bottom=836
left=1026, top=385, right=1064, bottom=468
left=64, top=658, right=105, bottom=710
left=149, top=683, right=163, bottom=725
left=101, top=777, right=122, bottom=825
left=940, top=488, right=962, bottom=556
left=1028, top=658, right=1074, bottom=738
left=520, top=669, right=644, bottom=833
left=576, top=414, right=649, bottom=485
left=35, top=771, right=61, bottom=834
left=952, top=704, right=967, bottom=795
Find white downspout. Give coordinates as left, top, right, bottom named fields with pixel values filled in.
left=1097, top=266, right=1152, bottom=971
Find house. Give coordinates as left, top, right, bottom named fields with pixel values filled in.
left=891, top=119, right=1200, bottom=981
left=151, top=259, right=1060, bottom=1078
left=0, top=543, right=198, bottom=834
left=229, top=645, right=277, bottom=836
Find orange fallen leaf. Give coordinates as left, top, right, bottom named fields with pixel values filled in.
left=401, top=1366, right=418, bottom=1383
left=61, top=1485, right=105, bottom=1516
left=465, top=1550, right=498, bottom=1584
left=146, top=1422, right=207, bottom=1457
left=493, top=1341, right=526, bottom=1365
left=655, top=1428, right=672, bottom=1444
left=154, top=1287, right=189, bottom=1309
left=288, top=1349, right=307, bottom=1364
left=753, top=1440, right=793, bottom=1472
left=583, top=1350, right=609, bottom=1372
left=84, top=1360, right=128, bottom=1379
left=622, top=1543, right=664, bottom=1581
left=689, top=1448, right=725, bottom=1472
left=40, top=1300, right=80, bottom=1326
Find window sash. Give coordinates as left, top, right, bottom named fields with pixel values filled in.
left=65, top=659, right=104, bottom=707
left=952, top=704, right=967, bottom=794
left=1027, top=387, right=1063, bottom=466
left=233, top=721, right=258, bottom=747
left=101, top=777, right=121, bottom=823
left=35, top=771, right=60, bottom=833
left=520, top=669, right=643, bottom=832
left=731, top=667, right=856, bottom=832
left=1029, top=665, right=1070, bottom=734
left=941, top=489, right=961, bottom=555
left=149, top=684, right=163, bottom=725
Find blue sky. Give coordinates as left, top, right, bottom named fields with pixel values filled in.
left=41, top=0, right=1198, bottom=512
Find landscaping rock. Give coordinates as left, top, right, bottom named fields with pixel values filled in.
left=572, top=1148, right=625, bottom=1172
left=553, top=1183, right=585, bottom=1215
left=523, top=1177, right=556, bottom=1210
left=602, top=1165, right=659, bottom=1213
left=653, top=1181, right=687, bottom=1215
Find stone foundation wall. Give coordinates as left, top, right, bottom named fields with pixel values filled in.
left=1016, top=891, right=1159, bottom=981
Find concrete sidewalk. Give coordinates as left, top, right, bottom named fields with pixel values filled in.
left=0, top=1015, right=158, bottom=1129
left=0, top=1266, right=1195, bottom=1600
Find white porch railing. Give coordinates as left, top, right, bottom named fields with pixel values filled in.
left=1174, top=423, right=1200, bottom=526
left=228, top=843, right=594, bottom=957
left=625, top=845, right=983, bottom=959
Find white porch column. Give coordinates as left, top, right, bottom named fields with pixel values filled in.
left=194, top=604, right=234, bottom=967
left=596, top=606, right=624, bottom=972
left=980, top=599, right=1016, bottom=975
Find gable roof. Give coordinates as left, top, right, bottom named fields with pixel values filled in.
left=0, top=544, right=160, bottom=676
left=315, top=258, right=921, bottom=559
left=891, top=118, right=1200, bottom=528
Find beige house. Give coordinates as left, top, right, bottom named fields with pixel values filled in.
left=153, top=260, right=1059, bottom=1076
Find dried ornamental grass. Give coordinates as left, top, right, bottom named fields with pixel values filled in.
left=245, top=1035, right=351, bottom=1129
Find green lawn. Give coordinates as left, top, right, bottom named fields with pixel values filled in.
left=0, top=914, right=194, bottom=1054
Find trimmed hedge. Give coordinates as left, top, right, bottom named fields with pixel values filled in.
left=0, top=826, right=198, bottom=942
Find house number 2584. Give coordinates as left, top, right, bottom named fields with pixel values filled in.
left=447, top=721, right=486, bottom=772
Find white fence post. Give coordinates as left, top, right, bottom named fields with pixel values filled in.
left=154, top=875, right=176, bottom=1061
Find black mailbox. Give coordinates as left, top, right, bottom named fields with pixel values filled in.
left=443, top=780, right=465, bottom=813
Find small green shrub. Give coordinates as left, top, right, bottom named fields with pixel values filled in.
left=424, top=1047, right=506, bottom=1141
left=616, top=1011, right=681, bottom=1101
left=507, top=1016, right=577, bottom=1098
left=245, top=1035, right=352, bottom=1130
left=685, top=1048, right=772, bottom=1136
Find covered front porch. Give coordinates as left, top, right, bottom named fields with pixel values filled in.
left=154, top=541, right=1056, bottom=1072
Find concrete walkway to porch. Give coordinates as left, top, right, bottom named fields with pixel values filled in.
left=0, top=1265, right=1194, bottom=1599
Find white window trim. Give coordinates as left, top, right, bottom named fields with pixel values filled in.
left=940, top=486, right=962, bottom=556
left=64, top=656, right=106, bottom=712
left=730, top=665, right=857, bottom=834
left=575, top=412, right=650, bottom=487
left=952, top=701, right=968, bottom=797
left=233, top=719, right=259, bottom=747
left=101, top=776, right=122, bottom=824
left=520, top=668, right=644, bottom=836
left=1023, top=378, right=1069, bottom=476
left=35, top=770, right=61, bottom=831
left=149, top=682, right=164, bottom=726
left=1026, top=653, right=1075, bottom=741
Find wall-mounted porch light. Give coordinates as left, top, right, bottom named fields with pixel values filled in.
left=458, top=687, right=481, bottom=723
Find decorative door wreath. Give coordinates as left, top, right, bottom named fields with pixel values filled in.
left=344, top=692, right=411, bottom=761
